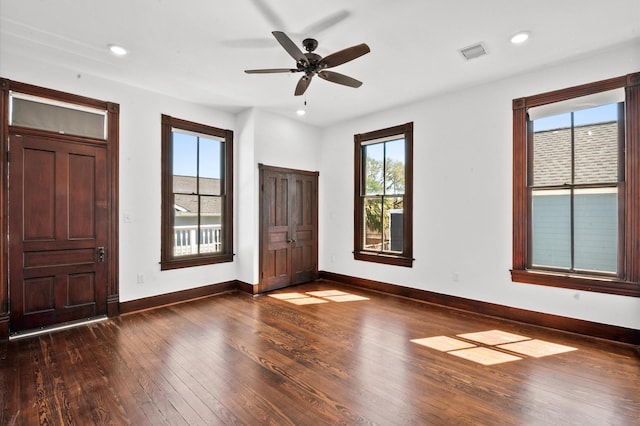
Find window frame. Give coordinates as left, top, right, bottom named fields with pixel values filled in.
left=161, top=114, right=233, bottom=270
left=354, top=122, right=413, bottom=267
left=512, top=72, right=640, bottom=297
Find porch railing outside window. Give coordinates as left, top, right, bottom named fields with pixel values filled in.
left=174, top=224, right=222, bottom=256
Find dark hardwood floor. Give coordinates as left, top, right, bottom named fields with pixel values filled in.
left=1, top=280, right=639, bottom=425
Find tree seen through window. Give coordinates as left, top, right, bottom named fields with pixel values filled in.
left=363, top=138, right=405, bottom=252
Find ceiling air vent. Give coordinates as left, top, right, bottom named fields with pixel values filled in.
left=459, top=42, right=487, bottom=60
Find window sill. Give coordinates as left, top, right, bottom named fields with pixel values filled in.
left=161, top=254, right=233, bottom=271
left=354, top=251, right=413, bottom=267
left=511, top=269, right=640, bottom=297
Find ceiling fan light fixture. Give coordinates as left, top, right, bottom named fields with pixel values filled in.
left=510, top=31, right=530, bottom=44
left=108, top=44, right=128, bottom=56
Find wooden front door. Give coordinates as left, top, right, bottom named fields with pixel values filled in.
left=260, top=165, right=318, bottom=293
left=8, top=133, right=108, bottom=331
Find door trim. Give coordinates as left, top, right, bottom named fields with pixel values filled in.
left=258, top=164, right=319, bottom=294
left=0, top=78, right=120, bottom=339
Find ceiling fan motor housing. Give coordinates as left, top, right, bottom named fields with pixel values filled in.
left=302, top=38, right=319, bottom=52
left=299, top=52, right=324, bottom=74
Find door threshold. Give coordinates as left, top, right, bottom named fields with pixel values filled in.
left=9, top=316, right=109, bottom=341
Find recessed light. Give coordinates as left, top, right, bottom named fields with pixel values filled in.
left=108, top=44, right=128, bottom=56
left=296, top=109, right=306, bottom=116
left=510, top=32, right=530, bottom=44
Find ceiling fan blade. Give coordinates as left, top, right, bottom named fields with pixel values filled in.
left=318, top=70, right=362, bottom=88
left=295, top=75, right=313, bottom=96
left=249, top=0, right=286, bottom=29
left=224, top=38, right=278, bottom=48
left=272, top=31, right=308, bottom=66
left=245, top=68, right=298, bottom=74
left=322, top=43, right=370, bottom=68
left=300, top=10, right=350, bottom=35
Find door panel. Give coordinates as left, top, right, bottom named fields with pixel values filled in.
left=263, top=171, right=292, bottom=290
left=260, top=165, right=318, bottom=293
left=68, top=153, right=97, bottom=238
left=9, top=133, right=108, bottom=332
left=23, top=148, right=56, bottom=239
left=291, top=174, right=317, bottom=284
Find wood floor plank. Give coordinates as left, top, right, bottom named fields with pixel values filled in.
left=1, top=279, right=638, bottom=425
left=161, top=300, right=323, bottom=425
left=106, top=316, right=201, bottom=425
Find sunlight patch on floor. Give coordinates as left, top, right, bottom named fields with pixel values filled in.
left=411, top=329, right=577, bottom=365
left=449, top=347, right=522, bottom=365
left=268, top=292, right=309, bottom=300
left=268, top=292, right=328, bottom=305
left=497, top=339, right=576, bottom=357
left=306, top=290, right=347, bottom=297
left=457, top=329, right=529, bottom=345
left=268, top=289, right=369, bottom=305
left=411, top=336, right=476, bottom=352
left=307, top=290, right=369, bottom=302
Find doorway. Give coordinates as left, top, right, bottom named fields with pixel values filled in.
left=0, top=79, right=119, bottom=337
left=259, top=164, right=318, bottom=293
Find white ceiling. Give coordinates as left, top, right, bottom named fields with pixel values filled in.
left=1, top=0, right=639, bottom=127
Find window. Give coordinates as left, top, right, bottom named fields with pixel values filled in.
left=161, top=115, right=233, bottom=269
left=354, top=122, right=413, bottom=267
left=512, top=72, right=640, bottom=297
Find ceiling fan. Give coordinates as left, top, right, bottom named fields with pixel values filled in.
left=245, top=31, right=370, bottom=96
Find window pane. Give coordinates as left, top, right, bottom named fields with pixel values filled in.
left=574, top=104, right=619, bottom=185
left=173, top=132, right=197, bottom=194
left=11, top=96, right=106, bottom=140
left=174, top=194, right=198, bottom=256
left=532, top=113, right=571, bottom=186
left=385, top=138, right=405, bottom=195
left=199, top=137, right=223, bottom=195
left=200, top=195, right=222, bottom=253
left=363, top=197, right=382, bottom=250
left=364, top=143, right=384, bottom=195
left=574, top=188, right=618, bottom=273
left=385, top=198, right=404, bottom=253
left=531, top=189, right=571, bottom=268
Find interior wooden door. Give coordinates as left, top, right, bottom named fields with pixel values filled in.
left=9, top=132, right=108, bottom=332
left=290, top=172, right=318, bottom=284
left=260, top=165, right=318, bottom=293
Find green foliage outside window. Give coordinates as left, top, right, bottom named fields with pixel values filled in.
left=364, top=150, right=404, bottom=249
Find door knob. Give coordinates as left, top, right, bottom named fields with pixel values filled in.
left=97, top=247, right=105, bottom=262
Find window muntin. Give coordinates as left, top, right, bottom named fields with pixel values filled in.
left=161, top=115, right=233, bottom=269
left=529, top=103, right=621, bottom=275
left=355, top=123, right=413, bottom=267
left=512, top=72, right=640, bottom=297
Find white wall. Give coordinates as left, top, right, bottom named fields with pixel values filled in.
left=235, top=108, right=321, bottom=285
left=3, top=41, right=639, bottom=329
left=319, top=41, right=640, bottom=330
left=235, top=108, right=258, bottom=285
left=2, top=53, right=239, bottom=302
